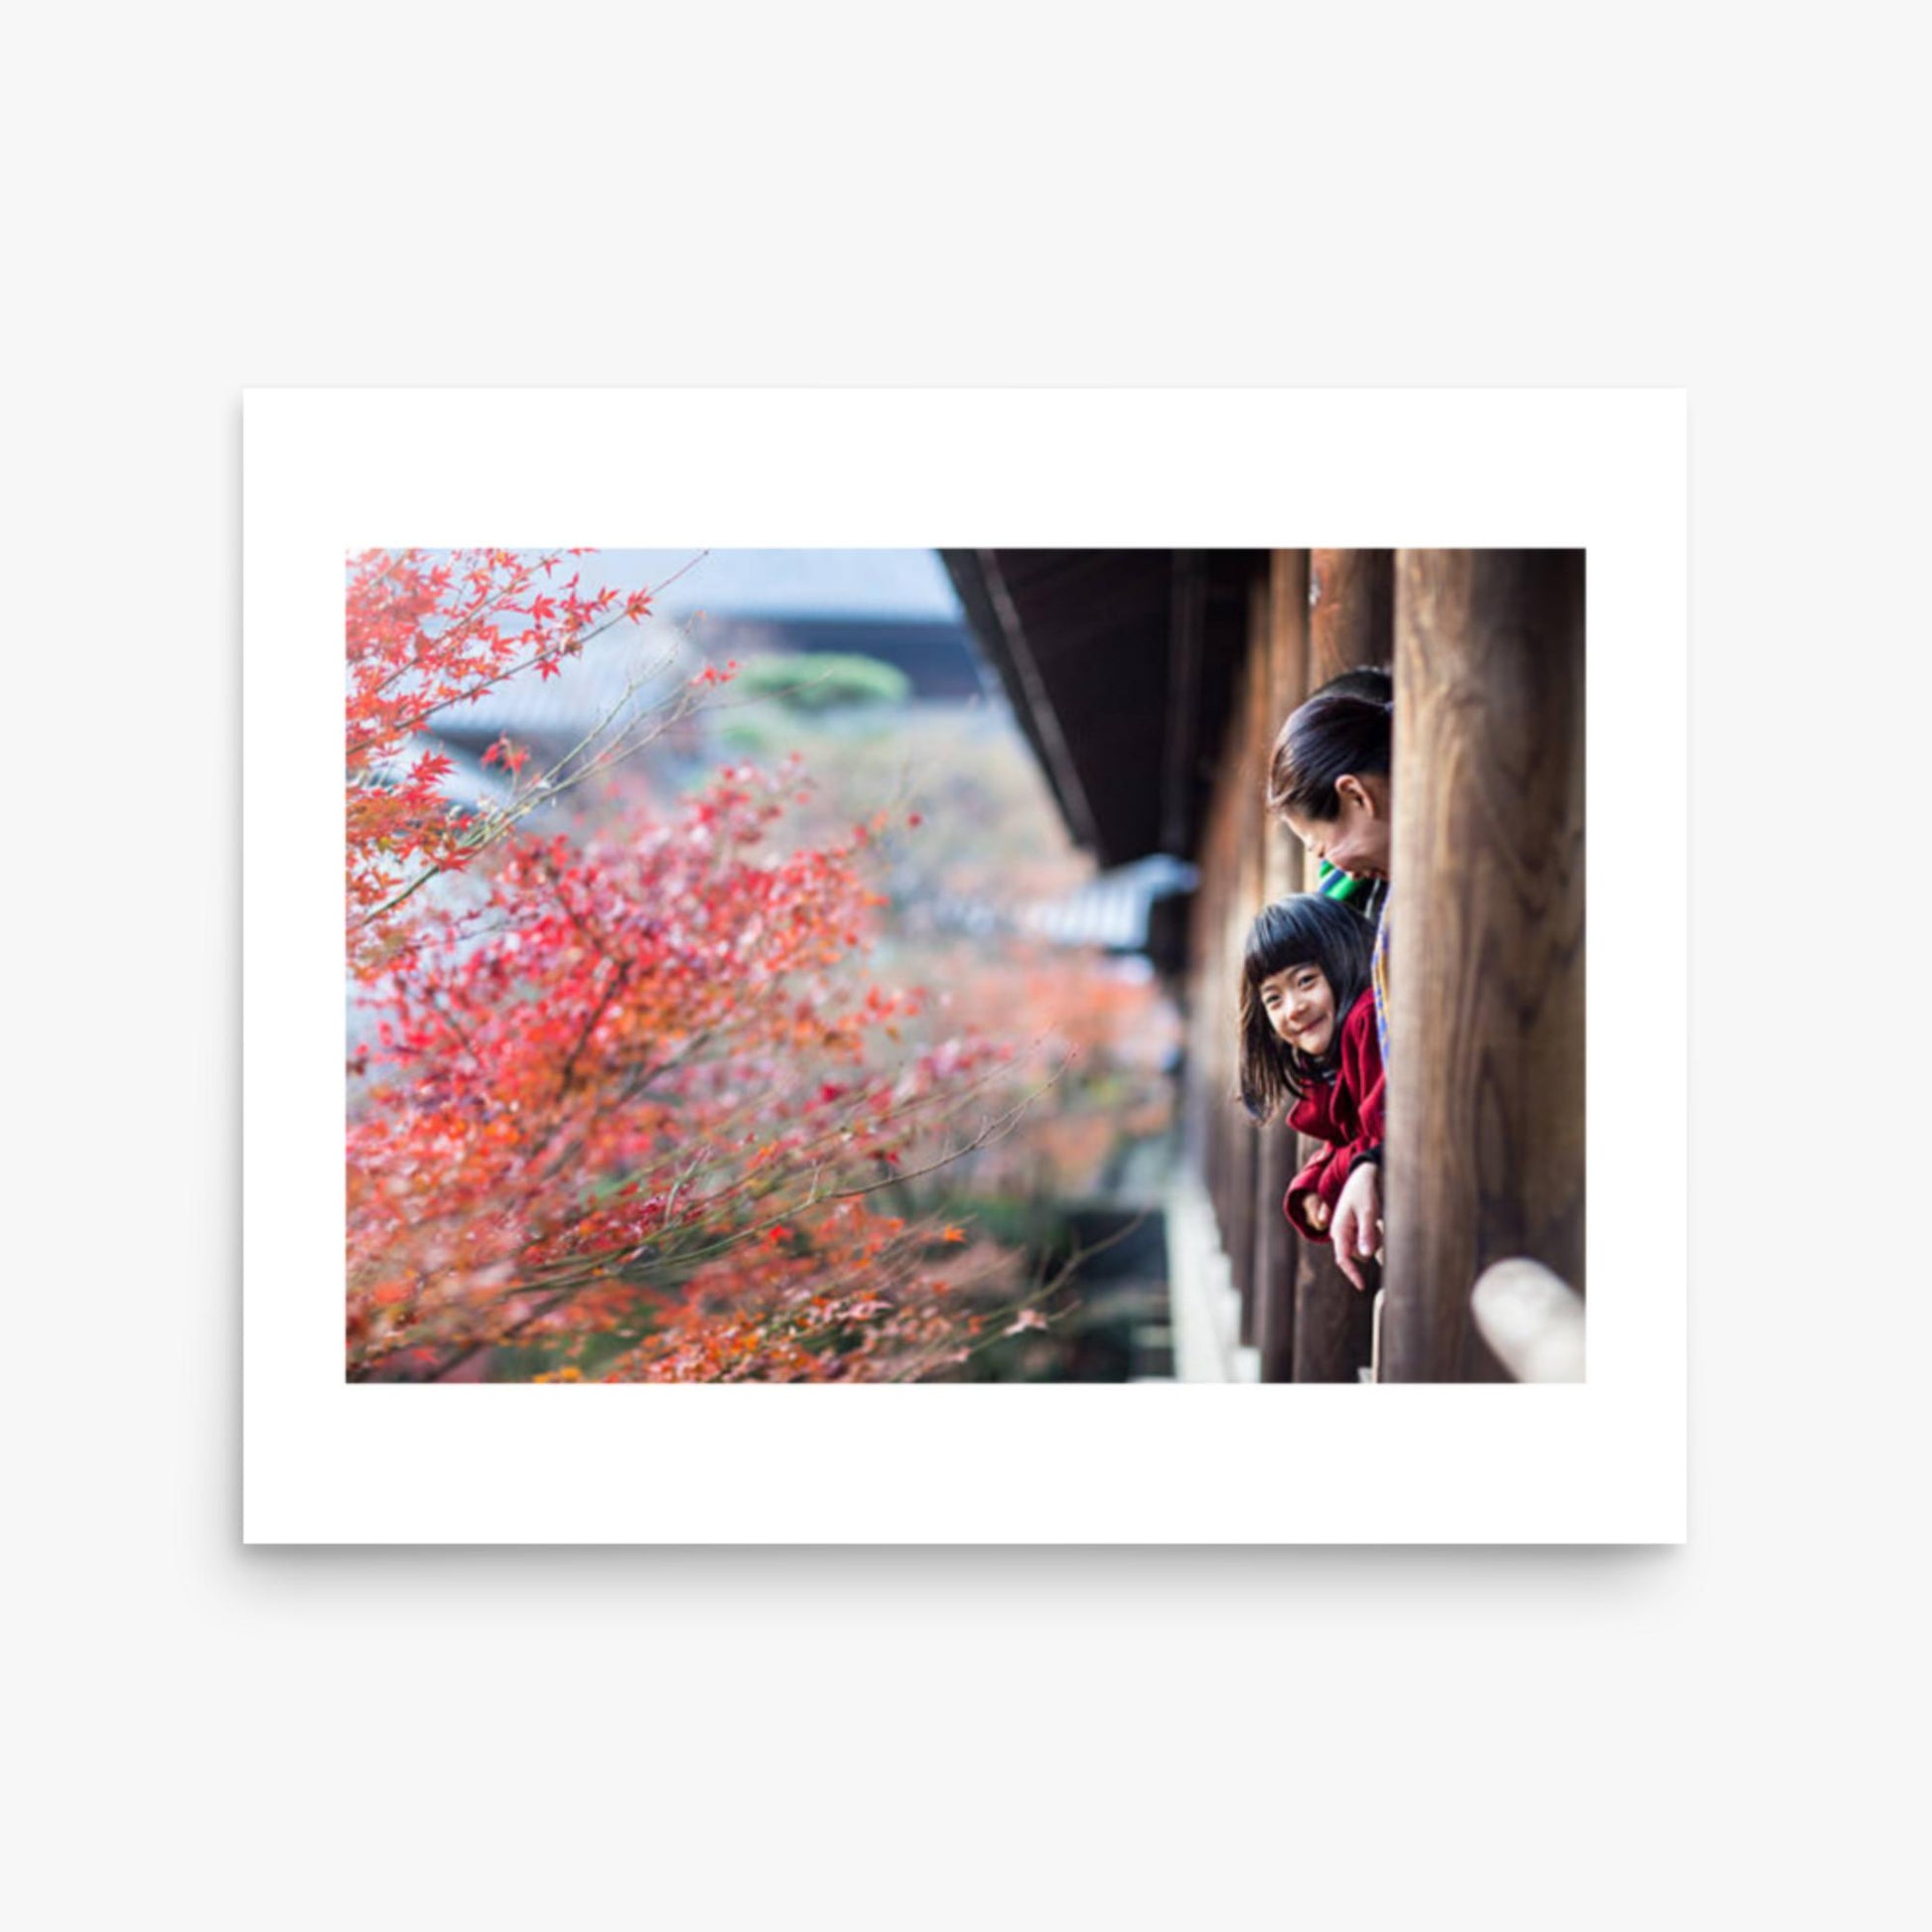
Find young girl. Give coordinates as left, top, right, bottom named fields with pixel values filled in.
left=1236, top=894, right=1386, bottom=1250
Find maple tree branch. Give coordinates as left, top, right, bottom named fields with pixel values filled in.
left=347, top=547, right=709, bottom=758
left=555, top=961, right=631, bottom=1101
left=348, top=654, right=710, bottom=943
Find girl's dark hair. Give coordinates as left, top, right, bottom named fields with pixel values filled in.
left=1265, top=664, right=1393, bottom=823
left=1236, top=894, right=1376, bottom=1122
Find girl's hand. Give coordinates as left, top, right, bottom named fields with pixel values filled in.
left=1304, top=1196, right=1330, bottom=1232
left=1330, top=1163, right=1382, bottom=1293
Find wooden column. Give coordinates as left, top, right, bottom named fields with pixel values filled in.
left=1383, top=550, right=1585, bottom=1383
left=1309, top=549, right=1394, bottom=686
left=1226, top=619, right=1267, bottom=1346
left=1291, top=550, right=1394, bottom=1382
left=1252, top=551, right=1308, bottom=1381
left=1193, top=766, right=1243, bottom=1302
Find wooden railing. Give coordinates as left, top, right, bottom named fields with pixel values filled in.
left=1469, top=1259, right=1585, bottom=1383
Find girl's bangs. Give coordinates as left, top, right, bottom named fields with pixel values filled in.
left=1243, top=905, right=1316, bottom=984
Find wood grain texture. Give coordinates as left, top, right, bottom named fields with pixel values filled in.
left=1383, top=550, right=1585, bottom=1384
left=1310, top=549, right=1394, bottom=686
left=1253, top=1127, right=1297, bottom=1381
left=1293, top=1209, right=1378, bottom=1383
left=1253, top=553, right=1309, bottom=1377
left=1228, top=595, right=1270, bottom=1345
left=1293, top=551, right=1392, bottom=1383
left=1195, top=752, right=1244, bottom=1307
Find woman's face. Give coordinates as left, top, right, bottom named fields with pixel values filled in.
left=1283, top=772, right=1391, bottom=881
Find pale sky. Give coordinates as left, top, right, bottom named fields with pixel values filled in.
left=586, top=548, right=963, bottom=621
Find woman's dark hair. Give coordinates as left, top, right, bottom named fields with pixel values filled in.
left=1236, top=894, right=1376, bottom=1121
left=1265, top=664, right=1393, bottom=823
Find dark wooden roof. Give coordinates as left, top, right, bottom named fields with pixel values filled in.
left=941, top=549, right=1266, bottom=872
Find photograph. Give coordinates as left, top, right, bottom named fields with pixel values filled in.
left=345, top=544, right=1584, bottom=1387
left=27, top=7, right=1913, bottom=1916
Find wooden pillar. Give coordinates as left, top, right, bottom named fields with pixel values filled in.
left=1246, top=593, right=1281, bottom=1349
left=1194, top=764, right=1243, bottom=1299
left=1291, top=550, right=1394, bottom=1382
left=1226, top=619, right=1266, bottom=1346
left=1382, top=550, right=1585, bottom=1383
left=1252, top=551, right=1308, bottom=1382
left=1310, top=549, right=1394, bottom=686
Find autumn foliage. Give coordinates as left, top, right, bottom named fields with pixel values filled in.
left=345, top=549, right=1035, bottom=1381
left=345, top=547, right=650, bottom=980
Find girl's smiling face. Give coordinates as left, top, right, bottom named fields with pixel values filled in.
left=1259, top=961, right=1338, bottom=1060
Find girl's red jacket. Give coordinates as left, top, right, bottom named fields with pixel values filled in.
left=1283, top=988, right=1386, bottom=1243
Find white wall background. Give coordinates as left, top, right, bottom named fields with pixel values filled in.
left=11, top=5, right=1922, bottom=1927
